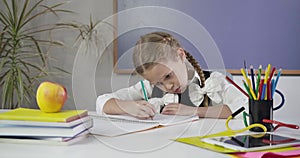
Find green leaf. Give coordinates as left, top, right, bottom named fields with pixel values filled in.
left=0, top=56, right=10, bottom=71
left=12, top=0, right=18, bottom=29
left=1, top=70, right=13, bottom=108
left=0, top=8, right=10, bottom=26
left=18, top=59, right=48, bottom=75
left=20, top=68, right=32, bottom=83
left=0, top=69, right=11, bottom=84
left=16, top=0, right=29, bottom=31
left=14, top=67, right=24, bottom=104
left=21, top=1, right=72, bottom=29
left=53, top=66, right=71, bottom=75
left=26, top=35, right=46, bottom=64
left=2, top=0, right=14, bottom=27
left=20, top=0, right=44, bottom=29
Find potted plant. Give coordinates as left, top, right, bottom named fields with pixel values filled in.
left=0, top=0, right=72, bottom=109
left=59, top=15, right=115, bottom=55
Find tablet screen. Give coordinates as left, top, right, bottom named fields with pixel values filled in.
left=205, top=133, right=300, bottom=150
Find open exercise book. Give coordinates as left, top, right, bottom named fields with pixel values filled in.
left=89, top=112, right=199, bottom=137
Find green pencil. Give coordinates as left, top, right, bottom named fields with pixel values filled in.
left=243, top=80, right=253, bottom=100
left=140, top=80, right=148, bottom=101
left=255, top=65, right=262, bottom=96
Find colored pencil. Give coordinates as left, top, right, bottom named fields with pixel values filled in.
left=255, top=65, right=262, bottom=95
left=241, top=68, right=256, bottom=99
left=266, top=66, right=275, bottom=100
left=271, top=79, right=275, bottom=98
left=244, top=60, right=248, bottom=76
left=261, top=83, right=267, bottom=100
left=248, top=82, right=257, bottom=100
left=241, top=68, right=248, bottom=81
left=242, top=80, right=252, bottom=99
left=140, top=80, right=148, bottom=101
left=258, top=79, right=264, bottom=100
left=140, top=80, right=153, bottom=120
left=267, top=80, right=271, bottom=100
left=250, top=65, right=256, bottom=93
left=264, top=65, right=271, bottom=100
left=268, top=67, right=276, bottom=83
left=272, top=68, right=282, bottom=97
left=226, top=76, right=249, bottom=98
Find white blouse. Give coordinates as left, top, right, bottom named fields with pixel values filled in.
left=96, top=72, right=248, bottom=116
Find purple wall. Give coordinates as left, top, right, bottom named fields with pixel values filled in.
left=116, top=0, right=300, bottom=71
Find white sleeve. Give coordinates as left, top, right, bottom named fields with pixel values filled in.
left=222, top=80, right=249, bottom=118
left=96, top=80, right=153, bottom=114
left=206, top=72, right=248, bottom=118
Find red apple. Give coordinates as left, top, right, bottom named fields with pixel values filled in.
left=36, top=81, right=67, bottom=113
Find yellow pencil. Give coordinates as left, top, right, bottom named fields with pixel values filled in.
left=247, top=78, right=257, bottom=100
left=264, top=64, right=271, bottom=84
left=267, top=64, right=271, bottom=77
left=241, top=68, right=257, bottom=100
left=241, top=68, right=248, bottom=80
left=264, top=64, right=271, bottom=100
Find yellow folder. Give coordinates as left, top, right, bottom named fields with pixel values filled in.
left=0, top=108, right=87, bottom=122
left=175, top=136, right=300, bottom=155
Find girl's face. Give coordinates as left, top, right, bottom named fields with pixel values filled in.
left=142, top=48, right=188, bottom=93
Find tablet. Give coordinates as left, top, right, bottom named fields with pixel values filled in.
left=201, top=133, right=300, bottom=152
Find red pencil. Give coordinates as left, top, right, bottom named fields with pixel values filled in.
left=225, top=76, right=249, bottom=98
left=267, top=80, right=271, bottom=100
left=258, top=79, right=264, bottom=100
left=266, top=67, right=276, bottom=100
left=268, top=67, right=276, bottom=83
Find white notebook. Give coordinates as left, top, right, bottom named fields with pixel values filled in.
left=89, top=112, right=199, bottom=137
left=0, top=130, right=89, bottom=146
left=0, top=119, right=93, bottom=137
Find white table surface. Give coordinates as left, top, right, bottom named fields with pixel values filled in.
left=0, top=114, right=299, bottom=158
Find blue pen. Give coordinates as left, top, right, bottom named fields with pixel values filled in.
left=261, top=84, right=266, bottom=100
left=272, top=68, right=282, bottom=97
left=271, top=79, right=275, bottom=99
left=140, top=80, right=148, bottom=101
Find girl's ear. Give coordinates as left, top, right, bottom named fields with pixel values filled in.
left=177, top=48, right=186, bottom=62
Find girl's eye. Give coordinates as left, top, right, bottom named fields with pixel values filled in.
left=165, top=74, right=170, bottom=79
left=152, top=72, right=173, bottom=87
left=165, top=72, right=173, bottom=79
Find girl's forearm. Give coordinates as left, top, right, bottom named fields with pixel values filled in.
left=102, top=98, right=128, bottom=115
left=197, top=105, right=232, bottom=119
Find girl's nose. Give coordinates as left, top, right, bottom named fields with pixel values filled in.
left=164, top=82, right=174, bottom=90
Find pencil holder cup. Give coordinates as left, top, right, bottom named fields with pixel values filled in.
left=249, top=99, right=274, bottom=132
left=243, top=89, right=285, bottom=132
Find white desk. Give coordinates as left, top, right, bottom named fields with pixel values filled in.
left=0, top=115, right=299, bottom=158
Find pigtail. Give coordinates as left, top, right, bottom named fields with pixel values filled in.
left=184, top=50, right=209, bottom=107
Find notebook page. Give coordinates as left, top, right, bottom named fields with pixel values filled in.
left=89, top=116, right=159, bottom=136
left=89, top=112, right=198, bottom=125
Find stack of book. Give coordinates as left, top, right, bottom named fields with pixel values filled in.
left=0, top=108, right=93, bottom=145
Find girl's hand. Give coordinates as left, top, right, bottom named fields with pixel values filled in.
left=121, top=100, right=156, bottom=120
left=161, top=103, right=198, bottom=115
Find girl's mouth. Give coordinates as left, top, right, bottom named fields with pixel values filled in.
left=175, top=87, right=181, bottom=93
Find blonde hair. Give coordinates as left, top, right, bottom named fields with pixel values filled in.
left=133, top=32, right=209, bottom=106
